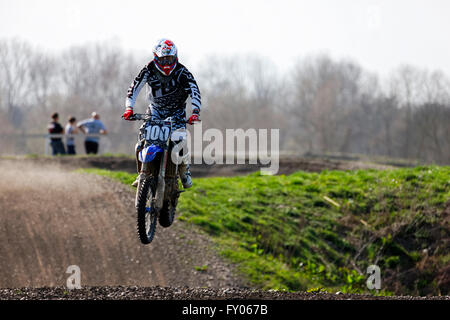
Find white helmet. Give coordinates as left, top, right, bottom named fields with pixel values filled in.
left=153, top=38, right=178, bottom=76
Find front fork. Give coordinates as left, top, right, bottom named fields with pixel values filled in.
left=136, top=150, right=167, bottom=211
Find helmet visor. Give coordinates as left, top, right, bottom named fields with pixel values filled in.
left=157, top=55, right=176, bottom=66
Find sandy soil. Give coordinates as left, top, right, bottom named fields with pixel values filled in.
left=0, top=160, right=243, bottom=289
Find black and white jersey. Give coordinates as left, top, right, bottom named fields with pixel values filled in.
left=126, top=61, right=201, bottom=113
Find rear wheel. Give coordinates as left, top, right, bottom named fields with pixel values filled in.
left=136, top=177, right=157, bottom=244
left=159, top=147, right=179, bottom=228
left=159, top=198, right=177, bottom=228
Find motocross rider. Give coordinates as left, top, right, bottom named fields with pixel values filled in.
left=122, top=38, right=201, bottom=188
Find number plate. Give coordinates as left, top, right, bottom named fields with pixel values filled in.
left=145, top=122, right=171, bottom=144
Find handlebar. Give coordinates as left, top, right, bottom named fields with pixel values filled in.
left=124, top=113, right=200, bottom=124
left=126, top=113, right=151, bottom=121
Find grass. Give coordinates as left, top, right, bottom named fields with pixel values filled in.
left=194, top=265, right=208, bottom=272
left=80, top=166, right=450, bottom=296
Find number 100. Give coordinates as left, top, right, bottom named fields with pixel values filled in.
left=145, top=125, right=170, bottom=142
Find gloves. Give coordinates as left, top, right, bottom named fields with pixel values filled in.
left=122, top=107, right=134, bottom=120
left=188, top=109, right=200, bottom=125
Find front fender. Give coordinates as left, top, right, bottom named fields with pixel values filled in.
left=139, top=144, right=163, bottom=163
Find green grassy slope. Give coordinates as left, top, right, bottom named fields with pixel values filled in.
left=82, top=166, right=450, bottom=296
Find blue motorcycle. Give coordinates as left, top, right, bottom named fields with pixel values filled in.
left=129, top=113, right=189, bottom=244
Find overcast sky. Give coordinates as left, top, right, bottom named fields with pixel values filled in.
left=1, top=0, right=449, bottom=76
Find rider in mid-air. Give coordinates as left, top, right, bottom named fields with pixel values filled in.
left=122, top=38, right=201, bottom=188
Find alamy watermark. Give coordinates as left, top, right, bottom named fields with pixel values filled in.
left=366, top=5, right=382, bottom=31
left=366, top=265, right=381, bottom=290
left=66, top=265, right=81, bottom=290
left=169, top=123, right=280, bottom=175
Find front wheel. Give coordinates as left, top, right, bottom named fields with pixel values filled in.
left=136, top=177, right=157, bottom=244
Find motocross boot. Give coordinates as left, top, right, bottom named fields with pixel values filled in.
left=132, top=146, right=143, bottom=187
left=131, top=161, right=142, bottom=188
left=178, top=163, right=192, bottom=189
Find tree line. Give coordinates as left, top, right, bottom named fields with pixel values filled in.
left=0, top=38, right=449, bottom=164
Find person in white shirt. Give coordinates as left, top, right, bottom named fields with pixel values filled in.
left=65, top=116, right=78, bottom=155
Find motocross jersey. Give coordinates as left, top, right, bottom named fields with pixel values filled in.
left=126, top=61, right=201, bottom=129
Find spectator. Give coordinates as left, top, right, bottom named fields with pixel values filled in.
left=47, top=112, right=66, bottom=155
left=65, top=116, right=78, bottom=155
left=77, top=112, right=108, bottom=155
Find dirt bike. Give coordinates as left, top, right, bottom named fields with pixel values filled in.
left=128, top=113, right=191, bottom=244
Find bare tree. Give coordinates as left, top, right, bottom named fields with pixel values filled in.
left=0, top=39, right=33, bottom=118
left=1, top=38, right=449, bottom=163
left=28, top=51, right=58, bottom=113
left=389, top=65, right=425, bottom=158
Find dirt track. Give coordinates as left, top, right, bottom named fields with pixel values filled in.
left=0, top=160, right=243, bottom=289
left=19, top=155, right=395, bottom=177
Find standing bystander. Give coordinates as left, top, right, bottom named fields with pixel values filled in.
left=77, top=112, right=108, bottom=154
left=48, top=112, right=66, bottom=155
left=65, top=116, right=78, bottom=155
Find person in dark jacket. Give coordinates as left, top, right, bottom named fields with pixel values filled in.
left=48, top=112, right=66, bottom=155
